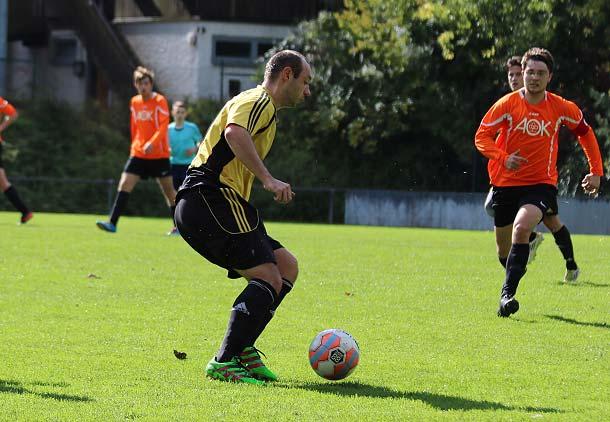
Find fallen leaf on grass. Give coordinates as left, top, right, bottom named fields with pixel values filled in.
left=173, top=349, right=187, bottom=360
left=87, top=273, right=101, bottom=279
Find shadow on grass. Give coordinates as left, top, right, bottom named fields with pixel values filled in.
left=511, top=317, right=539, bottom=324
left=554, top=280, right=609, bottom=288
left=581, top=281, right=610, bottom=288
left=0, top=379, right=93, bottom=402
left=287, top=381, right=561, bottom=413
left=545, top=315, right=609, bottom=329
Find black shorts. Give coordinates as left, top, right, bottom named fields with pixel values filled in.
left=0, top=143, right=4, bottom=168
left=175, top=186, right=283, bottom=279
left=123, top=156, right=171, bottom=179
left=492, top=184, right=559, bottom=227
left=171, top=164, right=189, bottom=191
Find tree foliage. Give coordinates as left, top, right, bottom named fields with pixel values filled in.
left=265, top=0, right=610, bottom=196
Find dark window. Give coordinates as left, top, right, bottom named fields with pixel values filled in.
left=256, top=42, right=274, bottom=58
left=52, top=38, right=77, bottom=66
left=229, top=79, right=241, bottom=98
left=213, top=37, right=276, bottom=67
left=216, top=41, right=251, bottom=58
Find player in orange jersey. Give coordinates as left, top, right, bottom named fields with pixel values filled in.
left=0, top=97, right=33, bottom=224
left=484, top=57, right=544, bottom=255
left=475, top=48, right=603, bottom=317
left=485, top=56, right=582, bottom=281
left=96, top=67, right=176, bottom=233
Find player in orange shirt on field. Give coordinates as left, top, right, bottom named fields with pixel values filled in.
left=0, top=97, right=33, bottom=224
left=96, top=66, right=176, bottom=233
left=484, top=56, right=582, bottom=281
left=475, top=48, right=603, bottom=317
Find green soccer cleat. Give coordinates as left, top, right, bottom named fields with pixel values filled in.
left=239, top=347, right=278, bottom=381
left=205, top=357, right=265, bottom=385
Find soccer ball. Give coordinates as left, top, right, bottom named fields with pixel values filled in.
left=308, top=329, right=360, bottom=380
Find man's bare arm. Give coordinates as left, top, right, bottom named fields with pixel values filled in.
left=225, top=124, right=294, bottom=204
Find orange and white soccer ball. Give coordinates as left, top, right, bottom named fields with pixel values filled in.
left=308, top=329, right=360, bottom=380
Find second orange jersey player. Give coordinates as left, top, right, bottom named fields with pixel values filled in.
left=96, top=66, right=176, bottom=234
left=474, top=47, right=603, bottom=317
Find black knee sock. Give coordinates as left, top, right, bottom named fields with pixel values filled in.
left=499, top=257, right=507, bottom=268
left=553, top=226, right=577, bottom=270
left=502, top=243, right=529, bottom=298
left=248, top=278, right=293, bottom=347
left=3, top=186, right=29, bottom=215
left=528, top=232, right=537, bottom=243
left=216, top=279, right=277, bottom=362
left=170, top=205, right=176, bottom=224
left=109, top=191, right=130, bottom=226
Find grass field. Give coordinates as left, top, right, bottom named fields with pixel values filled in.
left=0, top=211, right=608, bottom=421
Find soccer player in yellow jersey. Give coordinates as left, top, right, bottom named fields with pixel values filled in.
left=175, top=50, right=312, bottom=384
left=0, top=97, right=33, bottom=224
left=96, top=67, right=176, bottom=233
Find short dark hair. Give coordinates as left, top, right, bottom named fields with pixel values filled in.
left=264, top=50, right=306, bottom=81
left=172, top=100, right=186, bottom=110
left=521, top=48, right=554, bottom=73
left=506, top=56, right=521, bottom=70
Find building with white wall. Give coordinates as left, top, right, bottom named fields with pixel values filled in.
left=4, top=0, right=340, bottom=105
left=115, top=19, right=292, bottom=102
left=6, top=30, right=90, bottom=105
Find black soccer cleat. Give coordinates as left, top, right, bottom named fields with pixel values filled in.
left=497, top=295, right=519, bottom=317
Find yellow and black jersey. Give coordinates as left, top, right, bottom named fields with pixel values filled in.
left=183, top=85, right=277, bottom=200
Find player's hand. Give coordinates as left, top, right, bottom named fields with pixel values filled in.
left=581, top=173, right=601, bottom=198
left=185, top=147, right=198, bottom=156
left=263, top=177, right=295, bottom=205
left=143, top=142, right=154, bottom=154
left=504, top=149, right=528, bottom=170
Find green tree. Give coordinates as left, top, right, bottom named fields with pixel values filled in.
left=265, top=0, right=609, bottom=195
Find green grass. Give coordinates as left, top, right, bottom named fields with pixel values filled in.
left=0, top=211, right=608, bottom=420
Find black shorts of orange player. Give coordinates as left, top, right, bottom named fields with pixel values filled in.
left=123, top=156, right=171, bottom=179
left=491, top=183, right=559, bottom=227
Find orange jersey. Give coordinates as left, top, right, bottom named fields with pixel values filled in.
left=0, top=97, right=18, bottom=143
left=0, top=97, right=17, bottom=118
left=475, top=90, right=603, bottom=187
left=129, top=93, right=170, bottom=159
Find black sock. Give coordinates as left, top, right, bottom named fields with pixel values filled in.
left=3, top=186, right=29, bottom=215
left=528, top=232, right=537, bottom=243
left=553, top=225, right=577, bottom=270
left=216, top=279, right=277, bottom=362
left=170, top=205, right=176, bottom=224
left=109, top=191, right=130, bottom=226
left=502, top=243, right=529, bottom=298
left=499, top=257, right=507, bottom=268
left=248, top=278, right=293, bottom=347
